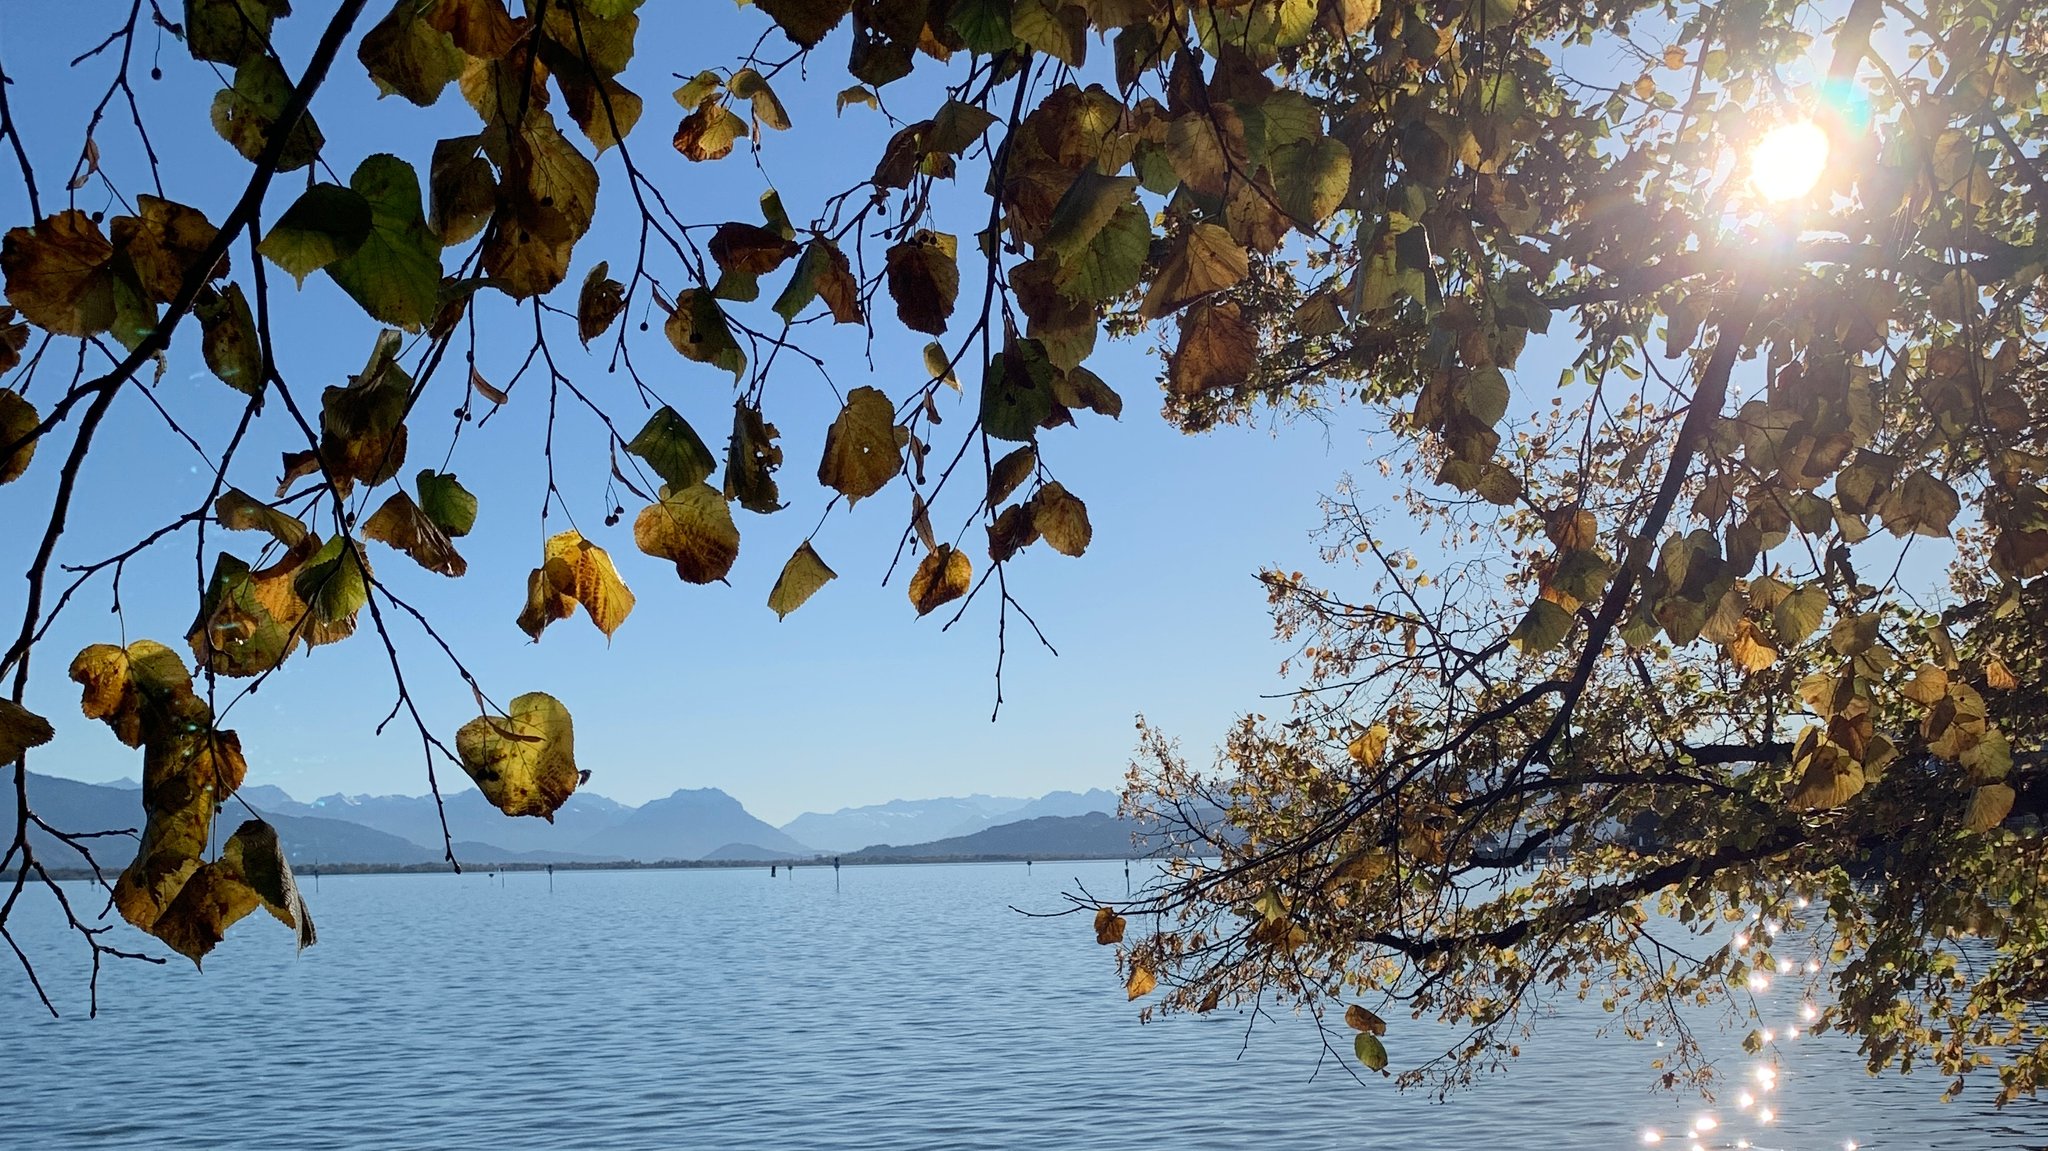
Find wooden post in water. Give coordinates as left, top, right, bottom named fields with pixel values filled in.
left=1125, top=859, right=1131, bottom=895
left=547, top=864, right=554, bottom=893
left=770, top=863, right=778, bottom=877
left=834, top=856, right=840, bottom=891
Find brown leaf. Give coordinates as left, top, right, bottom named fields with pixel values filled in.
left=1028, top=481, right=1091, bottom=557
left=884, top=230, right=959, bottom=335
left=988, top=445, right=1036, bottom=509
left=0, top=389, right=40, bottom=485
left=1, top=209, right=116, bottom=336
left=1138, top=222, right=1246, bottom=319
left=577, top=260, right=626, bottom=344
left=1094, top=906, right=1126, bottom=945
left=710, top=222, right=799, bottom=277
left=674, top=102, right=747, bottom=162
left=1167, top=300, right=1256, bottom=396
left=362, top=490, right=468, bottom=577
left=111, top=195, right=221, bottom=304
left=909, top=543, right=972, bottom=616
left=818, top=385, right=902, bottom=506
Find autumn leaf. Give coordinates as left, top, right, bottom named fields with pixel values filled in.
left=185, top=0, right=292, bottom=64
left=211, top=54, right=323, bottom=171
left=1094, top=906, right=1126, bottom=944
left=885, top=230, right=959, bottom=334
left=1168, top=300, right=1257, bottom=396
left=635, top=483, right=742, bottom=584
left=725, top=401, right=785, bottom=513
left=988, top=445, right=1036, bottom=509
left=674, top=102, right=748, bottom=161
left=577, top=260, right=626, bottom=344
left=1347, top=723, right=1391, bottom=767
left=665, top=288, right=747, bottom=379
left=519, top=530, right=635, bottom=639
left=818, top=385, right=902, bottom=505
left=1125, top=962, right=1158, bottom=1000
left=1345, top=1004, right=1388, bottom=1035
left=359, top=0, right=465, bottom=106
left=2, top=209, right=116, bottom=336
left=1964, top=783, right=2015, bottom=831
left=0, top=390, right=41, bottom=484
left=112, top=196, right=220, bottom=304
left=68, top=639, right=197, bottom=749
left=1140, top=223, right=1249, bottom=319
left=982, top=337, right=1056, bottom=442
left=1727, top=620, right=1778, bottom=673
left=909, top=543, right=972, bottom=616
left=292, top=537, right=372, bottom=647
left=768, top=541, right=837, bottom=620
left=772, top=238, right=863, bottom=324
left=1509, top=599, right=1574, bottom=655
left=0, top=698, right=54, bottom=763
left=188, top=553, right=304, bottom=678
left=757, top=0, right=854, bottom=47
left=195, top=284, right=263, bottom=395
left=729, top=68, right=792, bottom=131
left=152, top=818, right=315, bottom=964
left=456, top=691, right=580, bottom=820
left=1028, top=481, right=1090, bottom=557
left=363, top=490, right=467, bottom=577
left=214, top=488, right=308, bottom=546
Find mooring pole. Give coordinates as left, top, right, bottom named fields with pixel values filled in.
left=834, top=856, right=841, bottom=891
left=547, top=863, right=554, bottom=893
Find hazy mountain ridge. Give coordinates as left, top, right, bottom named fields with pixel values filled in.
left=25, top=774, right=1144, bottom=868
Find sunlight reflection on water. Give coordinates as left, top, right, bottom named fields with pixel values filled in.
left=3, top=861, right=2045, bottom=1150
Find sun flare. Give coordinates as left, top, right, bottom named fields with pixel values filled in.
left=1749, top=120, right=1831, bottom=202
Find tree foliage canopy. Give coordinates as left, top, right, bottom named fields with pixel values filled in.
left=0, top=0, right=2044, bottom=1108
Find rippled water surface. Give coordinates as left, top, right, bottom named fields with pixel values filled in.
left=3, top=861, right=2045, bottom=1150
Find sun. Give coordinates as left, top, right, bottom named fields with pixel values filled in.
left=1749, top=120, right=1831, bottom=202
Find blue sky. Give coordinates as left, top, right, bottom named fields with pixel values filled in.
left=1, top=2, right=1387, bottom=824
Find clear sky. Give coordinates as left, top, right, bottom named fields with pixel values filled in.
left=1, top=3, right=1391, bottom=825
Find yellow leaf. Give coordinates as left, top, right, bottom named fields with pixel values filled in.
left=0, top=389, right=38, bottom=484
left=909, top=543, right=972, bottom=616
left=455, top=691, right=579, bottom=819
left=1985, top=657, right=2017, bottom=690
left=1900, top=663, right=1949, bottom=705
left=1963, top=783, right=2015, bottom=831
left=767, top=541, right=837, bottom=620
left=1727, top=619, right=1778, bottom=673
left=635, top=483, right=741, bottom=584
left=1138, top=223, right=1247, bottom=319
left=68, top=639, right=195, bottom=749
left=1126, top=963, right=1157, bottom=1000
left=1347, top=723, right=1391, bottom=767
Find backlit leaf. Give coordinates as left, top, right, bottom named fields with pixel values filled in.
left=665, top=288, right=747, bottom=379
left=455, top=691, right=580, bottom=819
left=0, top=698, right=54, bottom=763
left=909, top=543, right=972, bottom=616
left=1094, top=906, right=1126, bottom=944
left=1139, top=223, right=1247, bottom=319
left=195, top=284, right=263, bottom=395
left=767, top=541, right=837, bottom=619
left=2, top=210, right=116, bottom=336
left=1354, top=1031, right=1389, bottom=1071
left=726, top=401, right=785, bottom=513
left=520, top=530, right=635, bottom=638
left=363, top=490, right=467, bottom=577
left=674, top=102, right=747, bottom=161
left=635, top=482, right=741, bottom=583
left=210, top=54, right=323, bottom=171
left=885, top=230, right=959, bottom=335
left=988, top=444, right=1036, bottom=508
left=818, top=385, right=902, bottom=505
left=0, top=390, right=41, bottom=484
left=626, top=405, right=717, bottom=490
left=259, top=183, right=373, bottom=286
left=1028, top=481, right=1090, bottom=556
left=323, top=154, right=444, bottom=332
left=417, top=470, right=478, bottom=537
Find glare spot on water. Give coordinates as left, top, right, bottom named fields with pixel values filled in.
left=1802, top=1003, right=1819, bottom=1021
left=1750, top=973, right=1771, bottom=991
left=1642, top=1131, right=1662, bottom=1144
left=1738, top=1091, right=1755, bottom=1109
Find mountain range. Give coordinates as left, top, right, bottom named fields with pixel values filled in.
left=23, top=773, right=1135, bottom=870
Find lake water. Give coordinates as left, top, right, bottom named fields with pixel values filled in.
left=2, top=860, right=2044, bottom=1150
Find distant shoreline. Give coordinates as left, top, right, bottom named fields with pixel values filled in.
left=41, top=851, right=1169, bottom=882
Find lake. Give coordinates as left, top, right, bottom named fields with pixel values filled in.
left=2, top=861, right=2044, bottom=1149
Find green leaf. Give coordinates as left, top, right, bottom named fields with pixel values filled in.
left=184, top=0, right=293, bottom=65
left=1272, top=136, right=1352, bottom=225
left=626, top=406, right=717, bottom=489
left=1458, top=366, right=1510, bottom=426
left=210, top=54, right=323, bottom=172
left=416, top=470, right=478, bottom=537
left=1012, top=0, right=1085, bottom=64
left=768, top=541, right=837, bottom=619
left=1509, top=599, right=1573, bottom=654
left=982, top=337, right=1056, bottom=442
left=323, top=155, right=443, bottom=331
left=1041, top=170, right=1141, bottom=265
left=1773, top=585, right=1828, bottom=646
left=1879, top=469, right=1961, bottom=538
left=456, top=691, right=580, bottom=819
left=291, top=536, right=370, bottom=647
left=0, top=390, right=39, bottom=485
left=772, top=239, right=861, bottom=324
left=949, top=0, right=1019, bottom=52
left=1054, top=202, right=1149, bottom=303
left=1354, top=1031, right=1389, bottom=1072
left=259, top=184, right=373, bottom=286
